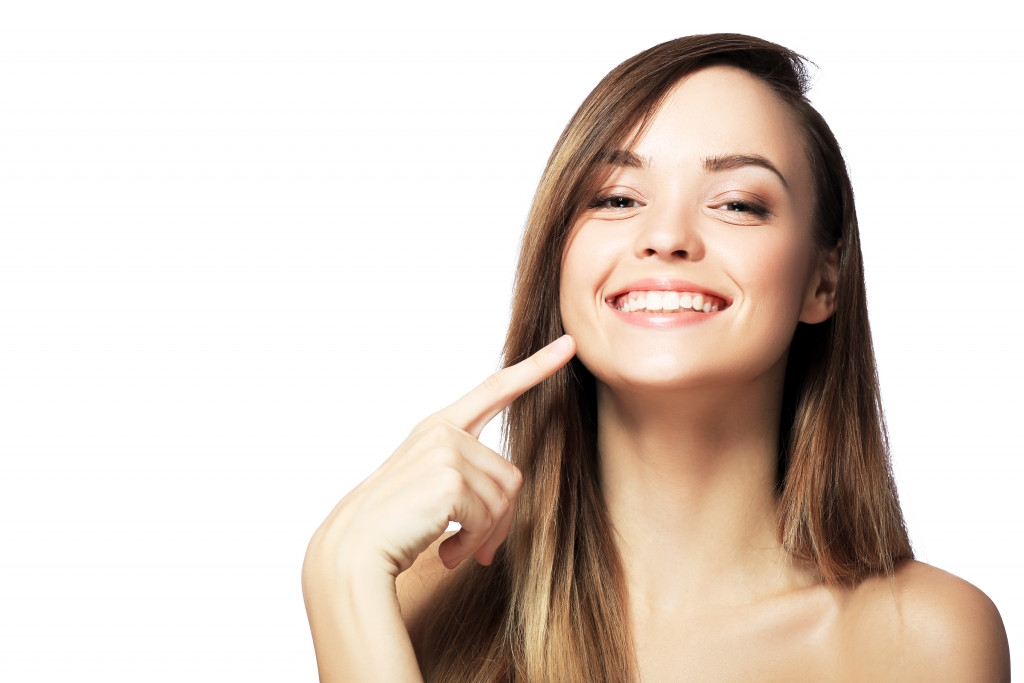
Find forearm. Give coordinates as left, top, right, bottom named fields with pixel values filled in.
left=298, top=340, right=567, bottom=680
left=302, top=554, right=423, bottom=683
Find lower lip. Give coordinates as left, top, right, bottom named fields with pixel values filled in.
left=607, top=301, right=726, bottom=328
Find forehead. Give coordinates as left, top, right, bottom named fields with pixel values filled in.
left=628, top=65, right=811, bottom=195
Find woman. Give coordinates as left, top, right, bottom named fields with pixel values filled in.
left=302, top=34, right=1010, bottom=681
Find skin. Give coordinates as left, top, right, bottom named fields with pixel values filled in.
left=304, top=65, right=1010, bottom=681
left=303, top=336, right=578, bottom=682
left=555, top=65, right=1008, bottom=680
left=558, top=65, right=832, bottom=641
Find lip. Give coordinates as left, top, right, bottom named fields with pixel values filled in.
left=604, top=277, right=732, bottom=329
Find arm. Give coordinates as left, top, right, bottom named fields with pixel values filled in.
left=302, top=538, right=422, bottom=683
left=301, top=336, right=576, bottom=682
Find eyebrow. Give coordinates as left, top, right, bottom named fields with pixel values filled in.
left=600, top=149, right=789, bottom=189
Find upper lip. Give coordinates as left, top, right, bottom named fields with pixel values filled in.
left=605, top=277, right=733, bottom=306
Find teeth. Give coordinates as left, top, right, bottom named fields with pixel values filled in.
left=646, top=291, right=663, bottom=312
left=613, top=290, right=726, bottom=314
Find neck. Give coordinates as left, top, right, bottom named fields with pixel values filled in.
left=597, top=365, right=810, bottom=615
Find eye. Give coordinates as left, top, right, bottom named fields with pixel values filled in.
left=589, top=194, right=642, bottom=210
left=713, top=200, right=770, bottom=219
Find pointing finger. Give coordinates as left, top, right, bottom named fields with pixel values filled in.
left=438, top=334, right=576, bottom=438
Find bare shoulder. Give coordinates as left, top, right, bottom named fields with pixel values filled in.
left=395, top=530, right=459, bottom=636
left=841, top=560, right=1010, bottom=681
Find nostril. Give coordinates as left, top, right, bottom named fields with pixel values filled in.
left=640, top=247, right=692, bottom=259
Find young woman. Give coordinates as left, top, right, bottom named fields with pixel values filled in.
left=302, top=34, right=1010, bottom=681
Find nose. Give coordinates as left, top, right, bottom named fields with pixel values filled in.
left=633, top=202, right=705, bottom=261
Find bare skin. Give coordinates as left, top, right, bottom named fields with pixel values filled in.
left=557, top=65, right=1008, bottom=681
left=398, top=541, right=1010, bottom=681
left=305, top=66, right=1010, bottom=681
left=302, top=336, right=578, bottom=682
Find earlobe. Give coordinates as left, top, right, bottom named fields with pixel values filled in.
left=799, top=241, right=841, bottom=324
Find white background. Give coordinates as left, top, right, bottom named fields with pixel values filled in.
left=1, top=1, right=1020, bottom=679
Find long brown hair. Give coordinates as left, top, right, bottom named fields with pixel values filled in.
left=413, top=33, right=912, bottom=681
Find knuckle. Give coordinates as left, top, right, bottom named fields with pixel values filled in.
left=508, top=464, right=524, bottom=491
left=436, top=466, right=469, bottom=499
left=419, top=422, right=454, bottom=447
left=494, top=492, right=511, bottom=517
left=480, top=372, right=506, bottom=398
left=412, top=413, right=442, bottom=434
left=429, top=445, right=462, bottom=469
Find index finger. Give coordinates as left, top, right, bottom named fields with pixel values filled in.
left=438, top=334, right=576, bottom=438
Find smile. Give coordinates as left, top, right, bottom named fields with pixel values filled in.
left=611, top=290, right=727, bottom=313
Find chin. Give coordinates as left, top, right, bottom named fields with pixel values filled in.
left=582, top=355, right=725, bottom=394
left=578, top=345, right=790, bottom=398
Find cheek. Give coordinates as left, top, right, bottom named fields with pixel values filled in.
left=558, top=228, right=622, bottom=324
left=743, top=237, right=818, bottom=333
left=558, top=253, right=590, bottom=334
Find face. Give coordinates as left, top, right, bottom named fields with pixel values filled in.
left=559, top=65, right=834, bottom=394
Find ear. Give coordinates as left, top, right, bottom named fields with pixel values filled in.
left=799, top=240, right=841, bottom=324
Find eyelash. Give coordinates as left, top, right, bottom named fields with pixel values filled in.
left=587, top=194, right=770, bottom=219
left=716, top=201, right=770, bottom=219
left=588, top=194, right=641, bottom=209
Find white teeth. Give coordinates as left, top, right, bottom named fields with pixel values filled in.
left=646, top=291, right=663, bottom=312
left=614, top=290, right=726, bottom=314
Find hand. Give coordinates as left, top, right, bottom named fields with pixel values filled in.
left=307, top=334, right=576, bottom=580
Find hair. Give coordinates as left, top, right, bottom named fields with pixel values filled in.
left=412, top=33, right=913, bottom=681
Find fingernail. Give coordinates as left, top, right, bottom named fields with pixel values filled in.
left=549, top=334, right=572, bottom=354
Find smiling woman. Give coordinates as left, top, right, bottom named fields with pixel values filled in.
left=561, top=67, right=830, bottom=397
left=302, top=34, right=1010, bottom=681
